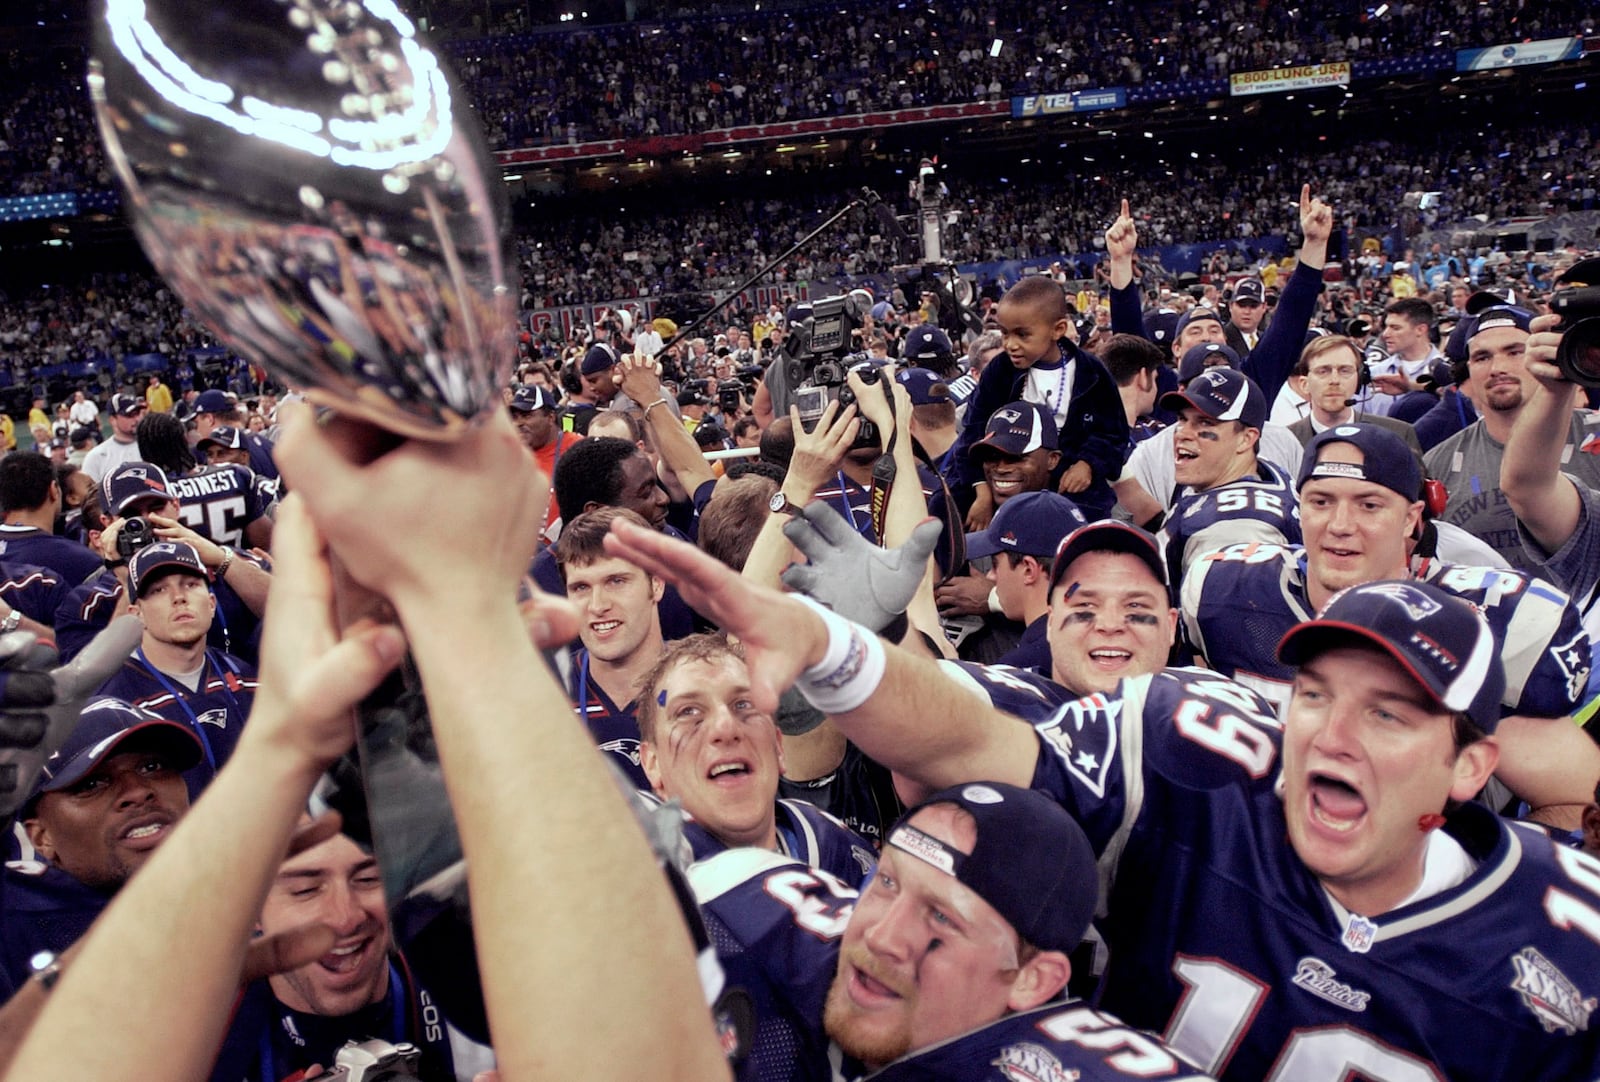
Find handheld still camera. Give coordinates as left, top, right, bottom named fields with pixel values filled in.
left=1549, top=258, right=1600, bottom=388
left=115, top=516, right=157, bottom=561
left=784, top=292, right=881, bottom=450
left=303, top=1038, right=423, bottom=1082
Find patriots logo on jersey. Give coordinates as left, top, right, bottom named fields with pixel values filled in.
left=195, top=708, right=229, bottom=730
left=1291, top=957, right=1371, bottom=1012
left=993, top=1042, right=1080, bottom=1082
left=1547, top=631, right=1592, bottom=705
left=1511, top=947, right=1597, bottom=1036
left=597, top=738, right=642, bottom=766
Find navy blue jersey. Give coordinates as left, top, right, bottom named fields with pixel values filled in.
left=940, top=660, right=1077, bottom=725
left=168, top=464, right=271, bottom=548
left=862, top=1003, right=1210, bottom=1081
left=243, top=430, right=279, bottom=481
left=0, top=858, right=111, bottom=1002
left=96, top=648, right=256, bottom=794
left=1027, top=668, right=1600, bottom=1079
left=0, top=524, right=104, bottom=587
left=1181, top=543, right=1591, bottom=718
left=1159, top=461, right=1300, bottom=598
left=682, top=798, right=877, bottom=888
left=54, top=568, right=265, bottom=666
left=0, top=561, right=71, bottom=628
left=565, top=648, right=649, bottom=790
left=691, top=849, right=858, bottom=1082
left=778, top=742, right=901, bottom=850
left=691, top=849, right=1210, bottom=1082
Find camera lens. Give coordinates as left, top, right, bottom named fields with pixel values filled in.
left=1557, top=318, right=1600, bottom=389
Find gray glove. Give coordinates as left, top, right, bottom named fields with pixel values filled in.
left=0, top=615, right=143, bottom=818
left=779, top=501, right=942, bottom=633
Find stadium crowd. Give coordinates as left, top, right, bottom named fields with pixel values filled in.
left=0, top=168, right=1594, bottom=1079
left=2, top=0, right=1597, bottom=194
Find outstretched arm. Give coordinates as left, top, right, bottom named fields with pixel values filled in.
left=605, top=519, right=1038, bottom=789
left=1502, top=314, right=1583, bottom=556
left=277, top=406, right=729, bottom=1082
left=4, top=497, right=405, bottom=1082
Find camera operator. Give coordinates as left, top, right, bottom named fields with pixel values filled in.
left=1501, top=309, right=1600, bottom=718
left=1425, top=305, right=1600, bottom=570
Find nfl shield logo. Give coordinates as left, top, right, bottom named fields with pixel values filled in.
left=1341, top=914, right=1378, bottom=954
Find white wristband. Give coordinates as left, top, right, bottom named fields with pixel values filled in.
left=793, top=596, right=887, bottom=715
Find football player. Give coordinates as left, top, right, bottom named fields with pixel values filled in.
left=693, top=782, right=1209, bottom=1082
left=600, top=522, right=1600, bottom=1081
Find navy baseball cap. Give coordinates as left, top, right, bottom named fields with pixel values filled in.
left=197, top=425, right=243, bottom=450
left=677, top=387, right=712, bottom=409
left=1443, top=315, right=1475, bottom=365
left=895, top=367, right=952, bottom=406
left=110, top=393, right=146, bottom=417
left=1298, top=423, right=1423, bottom=502
left=969, top=402, right=1058, bottom=462
left=1143, top=309, right=1180, bottom=346
left=1468, top=304, right=1532, bottom=340
left=509, top=385, right=555, bottom=413
left=70, top=425, right=98, bottom=446
left=902, top=324, right=954, bottom=363
left=28, top=697, right=203, bottom=805
left=1176, top=341, right=1241, bottom=385
left=1173, top=306, right=1224, bottom=342
left=1049, top=519, right=1167, bottom=593
left=580, top=342, right=619, bottom=376
left=1161, top=367, right=1267, bottom=430
left=1232, top=278, right=1265, bottom=305
left=1277, top=580, right=1505, bottom=732
left=888, top=782, right=1098, bottom=953
left=102, top=462, right=173, bottom=516
left=965, top=491, right=1087, bottom=560
left=193, top=389, right=237, bottom=414
left=129, top=541, right=207, bottom=598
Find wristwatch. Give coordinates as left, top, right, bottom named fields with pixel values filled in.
left=769, top=492, right=802, bottom=516
left=0, top=609, right=21, bottom=634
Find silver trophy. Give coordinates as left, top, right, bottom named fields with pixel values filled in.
left=90, top=0, right=516, bottom=1039
left=90, top=0, right=515, bottom=439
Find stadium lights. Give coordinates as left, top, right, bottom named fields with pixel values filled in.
left=503, top=173, right=522, bottom=181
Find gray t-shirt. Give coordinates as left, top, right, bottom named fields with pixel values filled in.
left=1519, top=479, right=1600, bottom=702
left=1425, top=409, right=1600, bottom=571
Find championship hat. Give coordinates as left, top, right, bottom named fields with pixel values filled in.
left=895, top=367, right=952, bottom=406
left=1161, top=366, right=1266, bottom=430
left=109, top=392, right=147, bottom=417
left=1232, top=278, right=1266, bottom=305
left=1173, top=306, right=1224, bottom=342
left=1297, top=423, right=1423, bottom=502
left=509, top=385, right=556, bottom=413
left=1277, top=579, right=1505, bottom=732
left=969, top=401, right=1058, bottom=462
left=887, top=782, right=1098, bottom=953
left=193, top=389, right=238, bottom=415
left=26, top=697, right=203, bottom=808
left=580, top=342, right=620, bottom=376
left=1176, top=341, right=1242, bottom=385
left=965, top=491, right=1087, bottom=561
left=129, top=541, right=207, bottom=598
left=1049, top=519, right=1168, bottom=593
left=1467, top=304, right=1532, bottom=339
left=101, top=462, right=174, bottom=516
left=197, top=425, right=244, bottom=450
left=902, top=324, right=954, bottom=364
